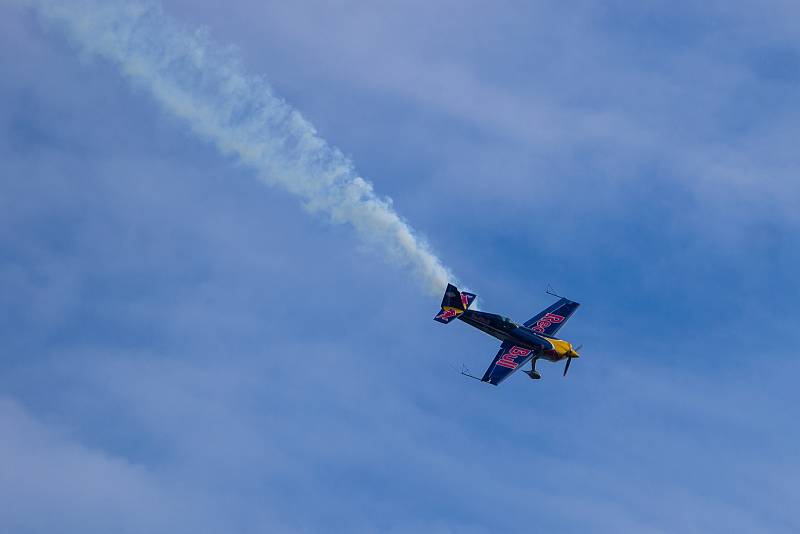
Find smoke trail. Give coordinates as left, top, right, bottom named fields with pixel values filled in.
left=24, top=0, right=455, bottom=295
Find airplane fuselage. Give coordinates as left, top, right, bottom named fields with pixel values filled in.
left=458, top=310, right=574, bottom=362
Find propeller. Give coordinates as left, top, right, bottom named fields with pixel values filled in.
left=563, top=344, right=582, bottom=377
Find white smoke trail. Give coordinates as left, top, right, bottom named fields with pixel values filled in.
left=24, top=0, right=455, bottom=295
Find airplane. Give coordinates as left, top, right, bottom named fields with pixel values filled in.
left=434, top=283, right=581, bottom=386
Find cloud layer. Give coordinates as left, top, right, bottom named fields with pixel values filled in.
left=3, top=1, right=800, bottom=533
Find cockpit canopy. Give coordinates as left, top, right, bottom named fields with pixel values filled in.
left=474, top=312, right=519, bottom=331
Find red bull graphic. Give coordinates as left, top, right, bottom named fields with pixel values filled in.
left=530, top=312, right=564, bottom=334
left=496, top=346, right=531, bottom=369
left=436, top=308, right=459, bottom=321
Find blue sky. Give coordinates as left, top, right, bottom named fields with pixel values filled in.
left=2, top=1, right=799, bottom=532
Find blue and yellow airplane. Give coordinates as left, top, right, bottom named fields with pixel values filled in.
left=434, top=284, right=581, bottom=385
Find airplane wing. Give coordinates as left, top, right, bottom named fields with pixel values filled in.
left=522, top=297, right=580, bottom=337
left=480, top=341, right=535, bottom=386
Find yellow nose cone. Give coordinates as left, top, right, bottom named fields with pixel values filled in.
left=549, top=339, right=579, bottom=358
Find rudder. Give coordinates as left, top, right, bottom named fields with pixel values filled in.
left=434, top=283, right=476, bottom=324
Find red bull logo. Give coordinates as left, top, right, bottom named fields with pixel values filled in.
left=496, top=346, right=531, bottom=369
left=436, top=308, right=458, bottom=321
left=530, top=312, right=564, bottom=334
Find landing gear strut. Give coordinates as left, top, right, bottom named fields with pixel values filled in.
left=524, top=358, right=541, bottom=380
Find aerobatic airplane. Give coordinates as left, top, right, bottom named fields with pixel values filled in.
left=434, top=283, right=581, bottom=385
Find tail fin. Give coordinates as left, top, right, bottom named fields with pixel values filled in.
left=434, top=283, right=477, bottom=324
